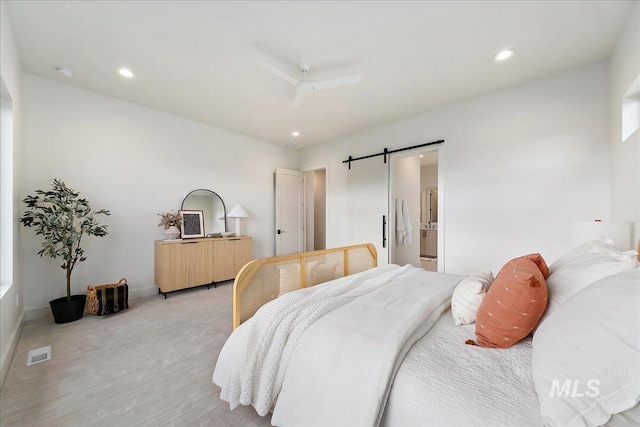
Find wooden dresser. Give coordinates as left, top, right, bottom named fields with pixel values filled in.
left=154, top=236, right=252, bottom=297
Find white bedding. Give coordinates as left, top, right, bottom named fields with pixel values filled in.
left=213, top=264, right=463, bottom=425
left=381, top=309, right=543, bottom=426
left=271, top=267, right=462, bottom=426
left=214, top=264, right=422, bottom=415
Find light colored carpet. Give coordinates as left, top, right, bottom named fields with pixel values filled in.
left=0, top=283, right=272, bottom=426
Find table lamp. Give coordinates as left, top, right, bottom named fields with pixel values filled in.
left=227, top=204, right=249, bottom=236
left=571, top=220, right=632, bottom=250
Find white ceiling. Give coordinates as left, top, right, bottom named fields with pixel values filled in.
left=6, top=1, right=634, bottom=148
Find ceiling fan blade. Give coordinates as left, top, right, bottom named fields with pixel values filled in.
left=312, top=74, right=361, bottom=91
left=256, top=60, right=300, bottom=86
left=292, top=92, right=306, bottom=108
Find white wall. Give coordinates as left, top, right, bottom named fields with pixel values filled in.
left=609, top=3, right=640, bottom=246
left=0, top=0, right=24, bottom=388
left=20, top=74, right=298, bottom=316
left=300, top=62, right=610, bottom=275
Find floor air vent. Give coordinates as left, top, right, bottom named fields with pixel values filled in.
left=27, top=345, right=51, bottom=366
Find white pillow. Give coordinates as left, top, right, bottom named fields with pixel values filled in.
left=450, top=271, right=494, bottom=326
left=278, top=261, right=318, bottom=296
left=540, top=244, right=638, bottom=325
left=311, top=262, right=339, bottom=285
left=532, top=268, right=640, bottom=427
left=548, top=237, right=616, bottom=274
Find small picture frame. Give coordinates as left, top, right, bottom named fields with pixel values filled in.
left=180, top=210, right=205, bottom=239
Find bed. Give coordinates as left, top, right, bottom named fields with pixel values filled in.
left=213, top=241, right=640, bottom=426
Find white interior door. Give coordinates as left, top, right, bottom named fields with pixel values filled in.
left=275, top=168, right=304, bottom=255
left=347, top=157, right=390, bottom=264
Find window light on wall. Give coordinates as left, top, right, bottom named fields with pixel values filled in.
left=622, top=74, right=640, bottom=143
left=0, top=77, right=13, bottom=298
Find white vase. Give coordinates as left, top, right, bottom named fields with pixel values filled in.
left=163, top=225, right=181, bottom=240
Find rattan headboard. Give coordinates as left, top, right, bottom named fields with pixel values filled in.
left=232, top=243, right=377, bottom=329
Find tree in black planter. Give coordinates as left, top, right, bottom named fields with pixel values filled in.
left=20, top=179, right=111, bottom=323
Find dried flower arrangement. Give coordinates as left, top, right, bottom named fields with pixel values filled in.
left=157, top=211, right=182, bottom=230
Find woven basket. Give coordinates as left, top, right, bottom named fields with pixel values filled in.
left=87, top=278, right=128, bottom=316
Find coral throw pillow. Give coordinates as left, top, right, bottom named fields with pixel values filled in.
left=525, top=252, right=550, bottom=279
left=470, top=254, right=549, bottom=348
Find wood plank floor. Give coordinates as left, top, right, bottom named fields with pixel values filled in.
left=0, top=283, right=272, bottom=426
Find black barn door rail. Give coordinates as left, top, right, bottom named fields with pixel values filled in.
left=343, top=139, right=444, bottom=170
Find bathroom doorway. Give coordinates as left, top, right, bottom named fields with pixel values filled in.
left=419, top=151, right=439, bottom=271
left=389, top=148, right=440, bottom=270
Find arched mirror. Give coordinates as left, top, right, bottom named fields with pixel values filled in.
left=181, top=189, right=227, bottom=236
left=420, top=187, right=438, bottom=224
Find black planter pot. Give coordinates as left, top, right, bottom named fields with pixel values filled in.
left=49, top=295, right=87, bottom=324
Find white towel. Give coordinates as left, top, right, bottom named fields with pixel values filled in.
left=396, top=199, right=406, bottom=245
left=402, top=199, right=412, bottom=245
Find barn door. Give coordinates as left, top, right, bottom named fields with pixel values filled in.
left=347, top=158, right=389, bottom=264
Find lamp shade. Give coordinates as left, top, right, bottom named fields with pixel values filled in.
left=571, top=220, right=633, bottom=251
left=227, top=204, right=249, bottom=218
left=227, top=204, right=249, bottom=236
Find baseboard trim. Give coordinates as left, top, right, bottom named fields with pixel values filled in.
left=0, top=311, right=25, bottom=390
left=24, top=286, right=160, bottom=322
left=129, top=286, right=159, bottom=300
left=25, top=306, right=52, bottom=321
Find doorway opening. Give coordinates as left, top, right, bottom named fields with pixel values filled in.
left=388, top=149, right=439, bottom=271
left=304, top=167, right=327, bottom=251
left=419, top=151, right=439, bottom=271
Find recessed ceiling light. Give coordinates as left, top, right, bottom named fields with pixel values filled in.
left=420, top=155, right=424, bottom=158
left=292, top=131, right=300, bottom=137
left=118, top=68, right=135, bottom=78
left=494, top=49, right=515, bottom=62
left=56, top=67, right=74, bottom=78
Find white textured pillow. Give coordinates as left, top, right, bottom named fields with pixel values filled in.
left=450, top=271, right=494, bottom=326
left=540, top=245, right=638, bottom=325
left=532, top=268, right=640, bottom=427
left=311, top=262, right=339, bottom=285
left=548, top=237, right=616, bottom=274
left=278, top=261, right=318, bottom=296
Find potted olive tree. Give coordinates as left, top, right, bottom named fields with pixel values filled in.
left=20, top=179, right=111, bottom=323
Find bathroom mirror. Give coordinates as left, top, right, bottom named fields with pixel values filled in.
left=420, top=187, right=438, bottom=224
left=181, top=189, right=227, bottom=235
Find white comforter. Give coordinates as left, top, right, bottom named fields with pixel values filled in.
left=213, top=264, right=463, bottom=426
left=381, top=310, right=543, bottom=426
